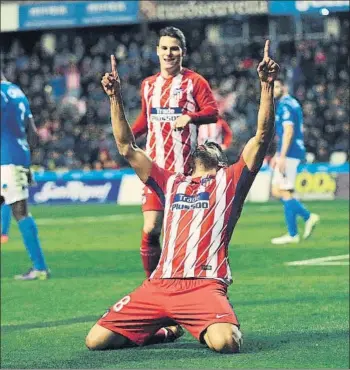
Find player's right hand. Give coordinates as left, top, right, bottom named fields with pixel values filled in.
left=257, top=40, right=280, bottom=84
left=101, top=55, right=121, bottom=97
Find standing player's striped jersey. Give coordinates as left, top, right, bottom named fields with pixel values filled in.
left=132, top=68, right=218, bottom=174
left=145, top=156, right=257, bottom=285
left=1, top=81, right=32, bottom=167
left=198, top=117, right=233, bottom=150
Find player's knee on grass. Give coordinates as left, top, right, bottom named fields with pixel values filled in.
left=143, top=210, right=163, bottom=236
left=85, top=324, right=128, bottom=350
left=11, top=199, right=28, bottom=222
left=204, top=323, right=242, bottom=354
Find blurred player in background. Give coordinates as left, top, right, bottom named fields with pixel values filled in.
left=0, top=71, right=50, bottom=280
left=131, top=27, right=219, bottom=278
left=86, top=41, right=279, bottom=353
left=270, top=78, right=319, bottom=245
left=198, top=116, right=233, bottom=150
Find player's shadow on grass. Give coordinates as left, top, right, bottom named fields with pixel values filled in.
left=3, top=329, right=348, bottom=368
left=23, top=328, right=349, bottom=368
left=20, top=343, right=217, bottom=369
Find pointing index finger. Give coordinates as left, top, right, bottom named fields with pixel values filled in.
left=111, top=54, right=117, bottom=77
left=264, top=40, right=270, bottom=59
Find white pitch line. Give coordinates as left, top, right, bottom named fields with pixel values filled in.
left=309, top=262, right=349, bottom=266
left=35, top=214, right=140, bottom=225
left=286, top=254, right=349, bottom=266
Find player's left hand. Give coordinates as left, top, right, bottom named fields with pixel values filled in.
left=174, top=115, right=192, bottom=131
left=257, top=40, right=280, bottom=84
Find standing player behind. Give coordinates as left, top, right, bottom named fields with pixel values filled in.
left=270, top=78, right=319, bottom=245
left=198, top=116, right=233, bottom=150
left=131, top=27, right=219, bottom=278
left=86, top=41, right=279, bottom=353
left=0, top=72, right=50, bottom=280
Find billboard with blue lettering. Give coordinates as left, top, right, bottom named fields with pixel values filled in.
left=269, top=1, right=349, bottom=15
left=19, top=1, right=139, bottom=30
left=28, top=163, right=349, bottom=205
left=19, top=2, right=77, bottom=29
left=78, top=1, right=139, bottom=26
left=29, top=180, right=121, bottom=205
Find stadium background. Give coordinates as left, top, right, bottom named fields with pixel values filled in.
left=0, top=0, right=349, bottom=205
left=1, top=1, right=349, bottom=369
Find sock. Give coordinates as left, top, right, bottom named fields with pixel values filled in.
left=1, top=204, right=11, bottom=236
left=140, top=231, right=161, bottom=278
left=282, top=199, right=298, bottom=237
left=146, top=328, right=177, bottom=345
left=289, top=198, right=311, bottom=221
left=18, top=216, right=47, bottom=271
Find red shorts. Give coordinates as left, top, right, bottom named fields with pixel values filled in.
left=97, top=278, right=239, bottom=346
left=142, top=185, right=164, bottom=212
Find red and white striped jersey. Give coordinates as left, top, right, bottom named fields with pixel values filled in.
left=198, top=117, right=233, bottom=150
left=132, top=68, right=218, bottom=174
left=145, top=156, right=257, bottom=285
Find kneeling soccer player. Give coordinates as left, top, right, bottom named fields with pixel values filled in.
left=86, top=41, right=279, bottom=353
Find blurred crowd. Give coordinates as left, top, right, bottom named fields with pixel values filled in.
left=1, top=19, right=349, bottom=171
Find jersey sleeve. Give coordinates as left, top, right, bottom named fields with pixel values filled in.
left=280, top=104, right=295, bottom=127
left=186, top=75, right=219, bottom=124
left=226, top=155, right=258, bottom=201
left=132, top=80, right=148, bottom=138
left=145, top=162, right=176, bottom=206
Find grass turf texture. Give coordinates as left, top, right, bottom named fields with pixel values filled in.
left=1, top=200, right=349, bottom=369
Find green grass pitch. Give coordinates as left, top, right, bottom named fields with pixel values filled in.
left=1, top=200, right=349, bottom=369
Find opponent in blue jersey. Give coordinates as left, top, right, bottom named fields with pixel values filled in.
left=270, top=78, right=319, bottom=244
left=0, top=71, right=49, bottom=280
left=1, top=204, right=11, bottom=243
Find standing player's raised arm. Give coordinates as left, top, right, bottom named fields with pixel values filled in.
left=242, top=40, right=280, bottom=172
left=101, top=55, right=153, bottom=183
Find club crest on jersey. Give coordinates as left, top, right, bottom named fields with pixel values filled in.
left=172, top=87, right=183, bottom=101
left=200, top=177, right=214, bottom=186
left=171, top=192, right=209, bottom=211
left=150, top=107, right=182, bottom=123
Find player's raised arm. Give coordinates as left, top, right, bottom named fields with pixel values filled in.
left=242, top=40, right=280, bottom=172
left=131, top=80, right=148, bottom=139
left=101, top=55, right=153, bottom=183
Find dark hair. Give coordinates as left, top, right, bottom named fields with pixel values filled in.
left=189, top=140, right=228, bottom=173
left=159, top=26, right=187, bottom=52
left=275, top=77, right=285, bottom=85
left=204, top=141, right=228, bottom=168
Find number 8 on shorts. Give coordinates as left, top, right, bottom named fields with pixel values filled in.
left=113, top=296, right=131, bottom=312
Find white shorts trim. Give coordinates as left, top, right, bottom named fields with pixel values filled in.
left=272, top=157, right=300, bottom=191
left=0, top=165, right=29, bottom=205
